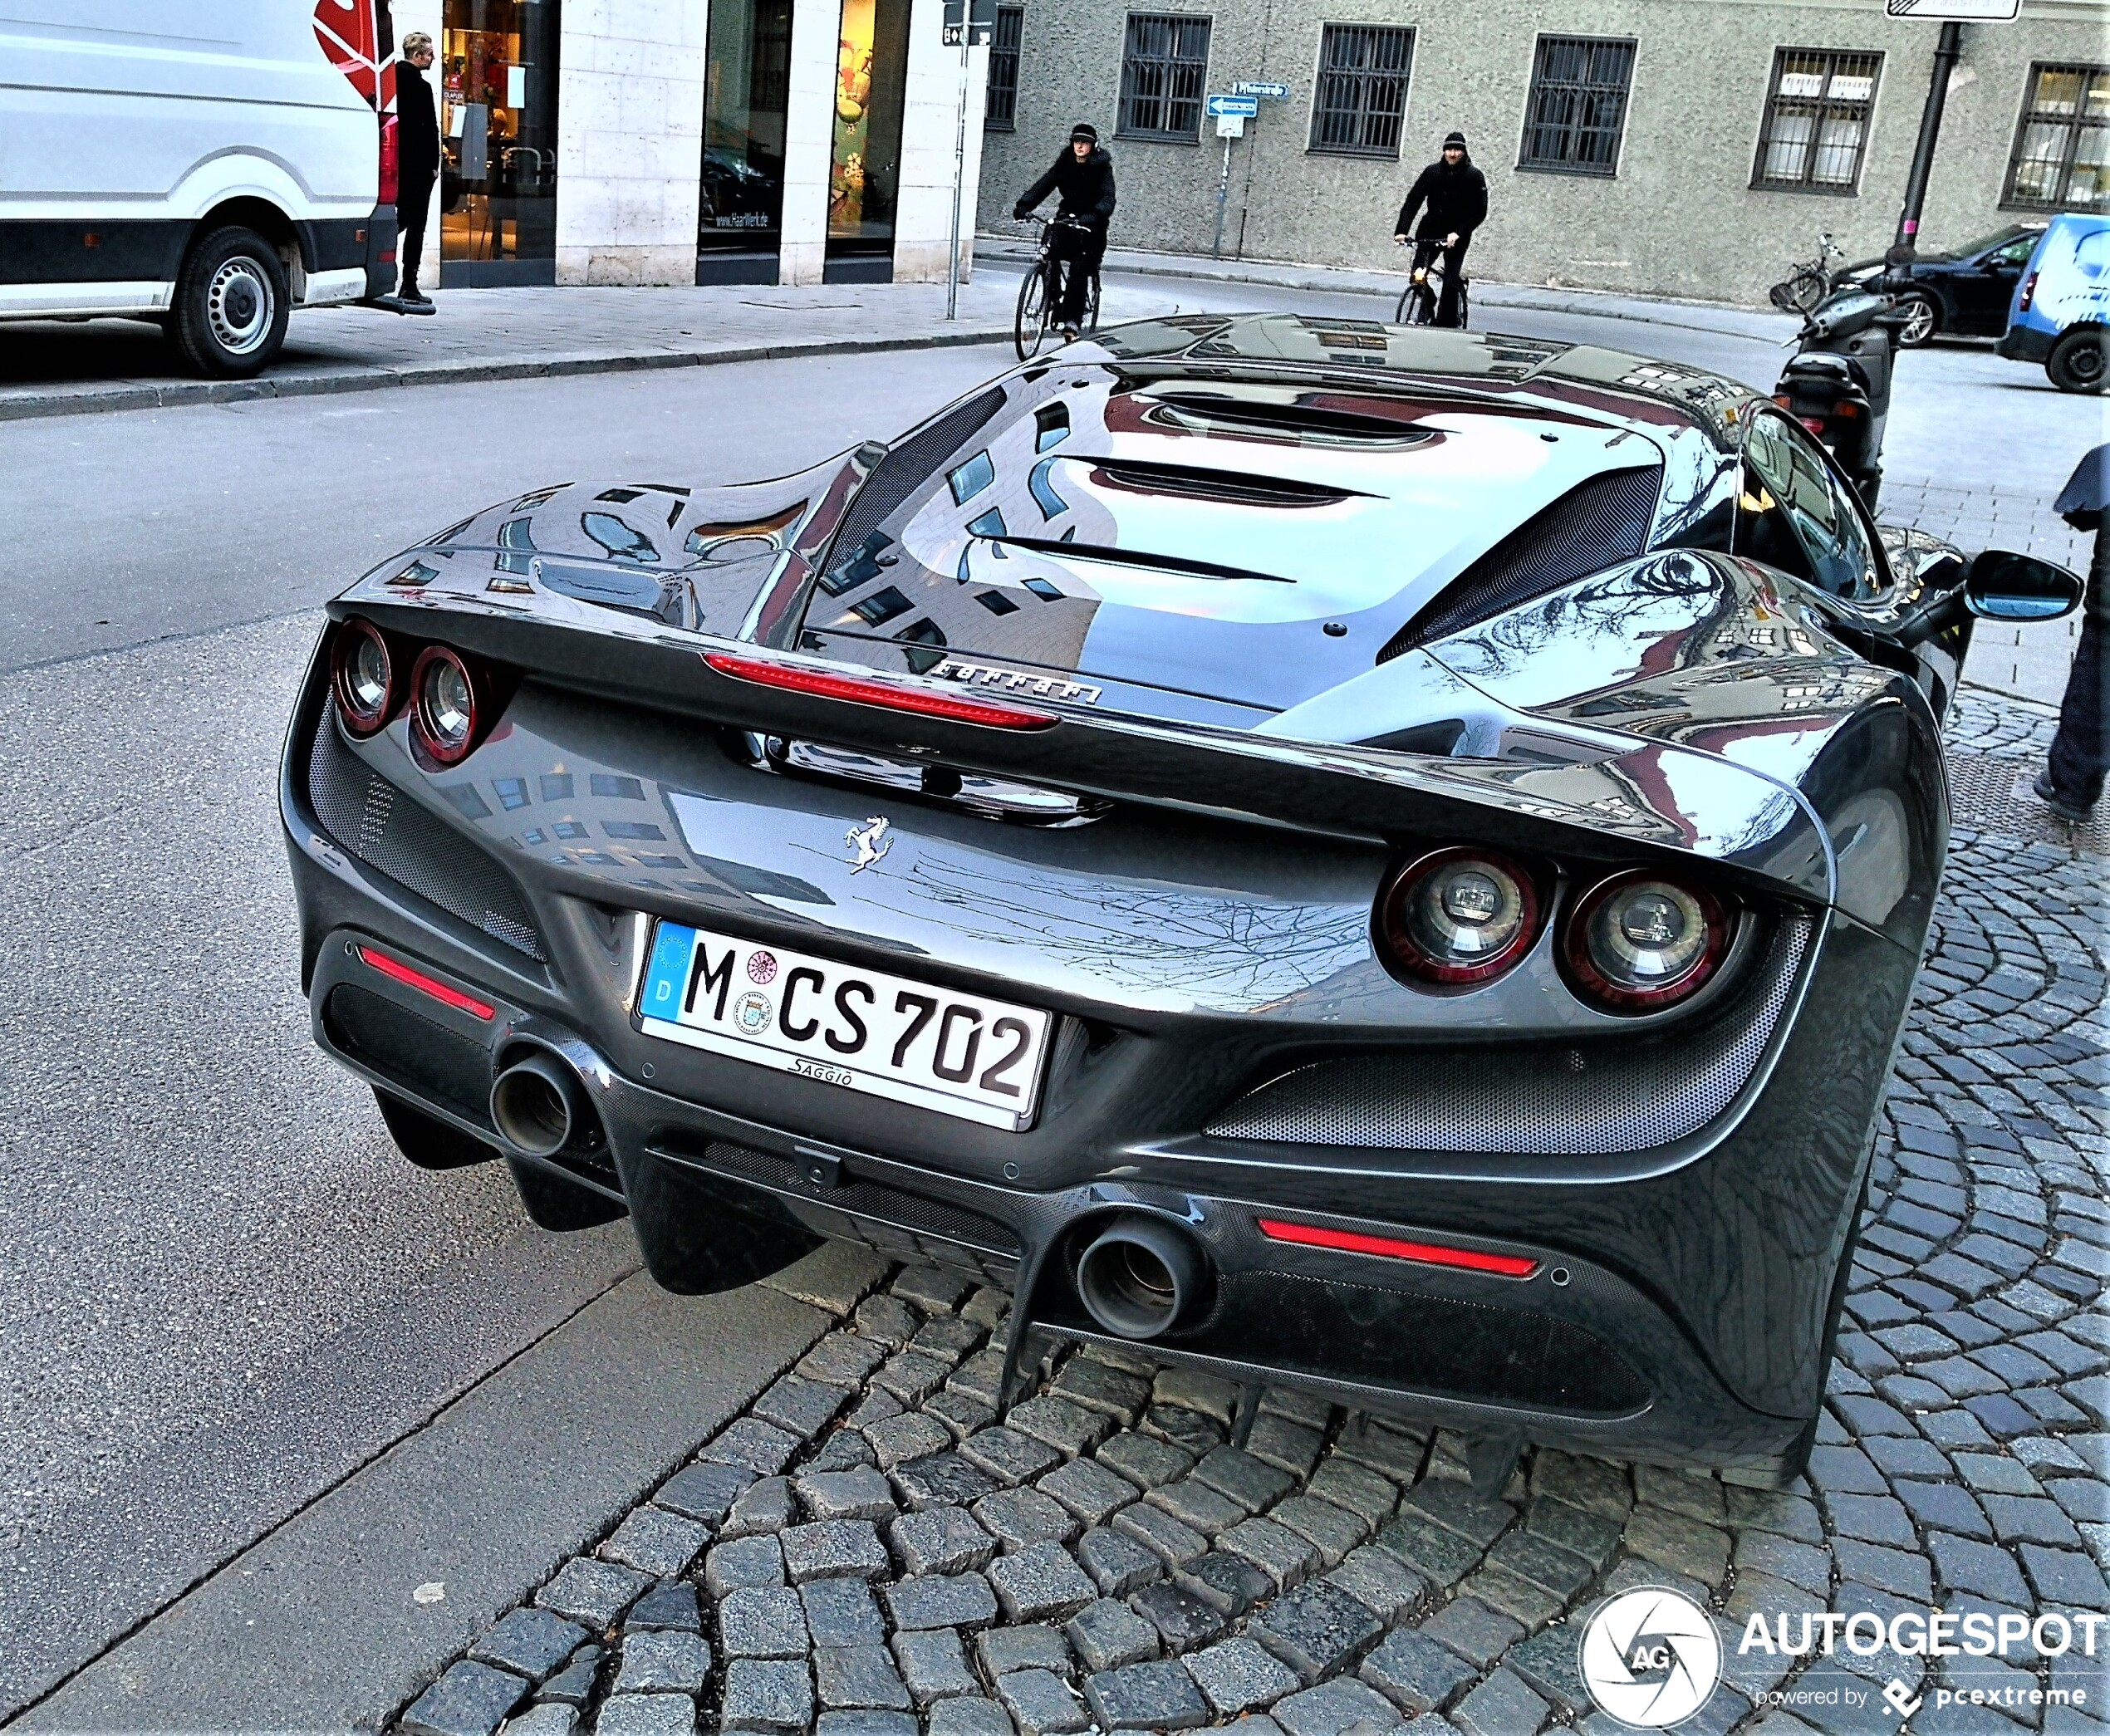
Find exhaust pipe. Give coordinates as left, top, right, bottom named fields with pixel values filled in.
left=1075, top=1216, right=1208, bottom=1341
left=490, top=1052, right=586, bottom=1159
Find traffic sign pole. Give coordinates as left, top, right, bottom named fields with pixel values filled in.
left=1893, top=19, right=1965, bottom=260
left=1204, top=93, right=1261, bottom=259
left=946, top=32, right=969, bottom=319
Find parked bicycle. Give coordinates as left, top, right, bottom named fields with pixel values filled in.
left=1768, top=231, right=1849, bottom=316
left=1013, top=215, right=1101, bottom=360
left=1394, top=236, right=1469, bottom=329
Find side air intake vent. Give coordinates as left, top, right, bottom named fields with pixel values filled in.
left=1379, top=464, right=1661, bottom=661
left=306, top=704, right=547, bottom=960
left=827, top=385, right=1008, bottom=570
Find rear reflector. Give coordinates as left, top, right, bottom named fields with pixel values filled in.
left=356, top=944, right=496, bottom=1020
left=1257, top=1215, right=1539, bottom=1278
left=704, top=651, right=1059, bottom=730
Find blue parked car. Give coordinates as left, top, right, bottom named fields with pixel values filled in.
left=1999, top=212, right=2110, bottom=393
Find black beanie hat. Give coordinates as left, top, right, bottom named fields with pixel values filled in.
left=1071, top=122, right=1099, bottom=144
left=1444, top=130, right=1467, bottom=150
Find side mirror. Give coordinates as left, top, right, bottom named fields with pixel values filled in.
left=1965, top=550, right=2085, bottom=623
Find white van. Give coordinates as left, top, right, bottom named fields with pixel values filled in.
left=0, top=0, right=400, bottom=375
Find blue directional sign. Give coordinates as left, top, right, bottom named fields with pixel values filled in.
left=1205, top=93, right=1259, bottom=117
left=1233, top=80, right=1291, bottom=101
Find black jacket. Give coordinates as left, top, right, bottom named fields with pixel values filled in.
left=1014, top=147, right=1116, bottom=231
left=396, top=60, right=441, bottom=187
left=1395, top=157, right=1487, bottom=242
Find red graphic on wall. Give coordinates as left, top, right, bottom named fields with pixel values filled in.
left=314, top=0, right=387, bottom=110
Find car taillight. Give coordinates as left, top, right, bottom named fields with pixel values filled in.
left=380, top=113, right=399, bottom=207
left=331, top=617, right=398, bottom=736
left=410, top=645, right=485, bottom=766
left=1799, top=416, right=1828, bottom=436
left=2018, top=269, right=2039, bottom=314
left=703, top=650, right=1059, bottom=729
left=1374, top=847, right=1541, bottom=986
left=1563, top=870, right=1729, bottom=1011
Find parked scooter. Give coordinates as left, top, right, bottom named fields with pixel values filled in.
left=1770, top=282, right=1911, bottom=512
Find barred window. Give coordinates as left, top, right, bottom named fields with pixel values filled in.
left=1118, top=12, right=1210, bottom=141
left=1309, top=24, right=1414, bottom=157
left=984, top=7, right=1023, bottom=130
left=2005, top=63, right=2110, bottom=212
left=1754, top=50, right=1882, bottom=194
left=1519, top=35, right=1636, bottom=175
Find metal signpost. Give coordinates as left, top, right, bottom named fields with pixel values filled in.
left=1883, top=0, right=2015, bottom=261
left=1205, top=93, right=1259, bottom=258
left=941, top=0, right=995, bottom=319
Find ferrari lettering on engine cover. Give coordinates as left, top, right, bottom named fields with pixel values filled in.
left=933, top=658, right=1102, bottom=705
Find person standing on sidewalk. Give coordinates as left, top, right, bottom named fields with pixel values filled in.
left=1393, top=131, right=1486, bottom=329
left=392, top=32, right=440, bottom=314
left=1013, top=123, right=1116, bottom=341
left=2035, top=444, right=2109, bottom=823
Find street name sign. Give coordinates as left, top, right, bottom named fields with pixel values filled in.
left=1232, top=80, right=1291, bottom=101
left=1884, top=0, right=2019, bottom=17
left=1206, top=93, right=1259, bottom=117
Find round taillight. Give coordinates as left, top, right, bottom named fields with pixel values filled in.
left=331, top=618, right=396, bottom=736
left=1564, top=871, right=1729, bottom=1011
left=1376, top=847, right=1541, bottom=986
left=410, top=645, right=481, bottom=766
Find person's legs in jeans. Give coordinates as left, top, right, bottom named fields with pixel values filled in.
left=1435, top=238, right=1470, bottom=328
left=2044, top=537, right=2109, bottom=813
left=397, top=180, right=432, bottom=299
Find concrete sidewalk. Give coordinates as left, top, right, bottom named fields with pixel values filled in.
left=0, top=270, right=1178, bottom=423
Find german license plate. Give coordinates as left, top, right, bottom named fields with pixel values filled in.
left=636, top=923, right=1053, bottom=1132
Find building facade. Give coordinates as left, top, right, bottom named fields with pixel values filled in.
left=976, top=0, right=2108, bottom=304
left=385, top=0, right=994, bottom=287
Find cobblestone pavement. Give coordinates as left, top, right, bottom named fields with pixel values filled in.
left=389, top=702, right=2107, bottom=1736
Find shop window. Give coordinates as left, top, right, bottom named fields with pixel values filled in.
left=439, top=0, right=559, bottom=286
left=1309, top=24, right=1413, bottom=158
left=1119, top=13, right=1210, bottom=142
left=1519, top=34, right=1635, bottom=176
left=701, top=0, right=793, bottom=268
left=2005, top=63, right=2110, bottom=212
left=1754, top=49, right=1882, bottom=194
left=829, top=0, right=913, bottom=257
left=986, top=7, right=1023, bottom=130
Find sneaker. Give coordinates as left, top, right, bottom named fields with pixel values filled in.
left=2033, top=771, right=2093, bottom=824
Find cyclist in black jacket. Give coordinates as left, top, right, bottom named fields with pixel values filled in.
left=1394, top=130, right=1487, bottom=329
left=1013, top=123, right=1116, bottom=338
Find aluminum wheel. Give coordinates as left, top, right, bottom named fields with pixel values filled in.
left=206, top=257, right=276, bottom=357
left=1897, top=294, right=1938, bottom=347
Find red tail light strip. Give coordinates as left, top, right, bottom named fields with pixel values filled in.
left=1257, top=1215, right=1540, bottom=1279
left=703, top=651, right=1059, bottom=730
left=356, top=945, right=496, bottom=1020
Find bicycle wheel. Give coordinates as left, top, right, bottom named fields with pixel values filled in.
left=1083, top=270, right=1101, bottom=335
left=1457, top=279, right=1470, bottom=331
left=1783, top=267, right=1827, bottom=315
left=1013, top=265, right=1049, bottom=360
left=1393, top=285, right=1415, bottom=324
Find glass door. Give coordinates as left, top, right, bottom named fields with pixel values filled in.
left=440, top=0, right=559, bottom=286
left=826, top=0, right=910, bottom=280
left=699, top=0, right=792, bottom=283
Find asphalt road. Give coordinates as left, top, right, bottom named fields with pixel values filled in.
left=0, top=287, right=2091, bottom=1716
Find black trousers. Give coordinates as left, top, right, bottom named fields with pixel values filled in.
left=2047, top=530, right=2110, bottom=810
left=1050, top=221, right=1103, bottom=327
left=398, top=176, right=434, bottom=297
left=1411, top=234, right=1470, bottom=327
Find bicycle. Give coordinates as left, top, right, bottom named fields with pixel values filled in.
left=1767, top=231, right=1848, bottom=316
left=1393, top=236, right=1469, bottom=329
left=1013, top=215, right=1102, bottom=360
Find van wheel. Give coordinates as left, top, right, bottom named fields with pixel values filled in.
left=172, top=226, right=289, bottom=377
left=2048, top=327, right=2106, bottom=395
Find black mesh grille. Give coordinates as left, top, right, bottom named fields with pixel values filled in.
left=827, top=385, right=1008, bottom=571
left=1202, top=1272, right=1648, bottom=1415
left=1205, top=915, right=1811, bottom=1155
left=323, top=984, right=494, bottom=1124
left=305, top=706, right=547, bottom=960
left=1379, top=465, right=1661, bottom=660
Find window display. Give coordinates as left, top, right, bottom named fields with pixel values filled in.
left=827, top=0, right=910, bottom=261
left=700, top=0, right=792, bottom=282
left=440, top=0, right=559, bottom=285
